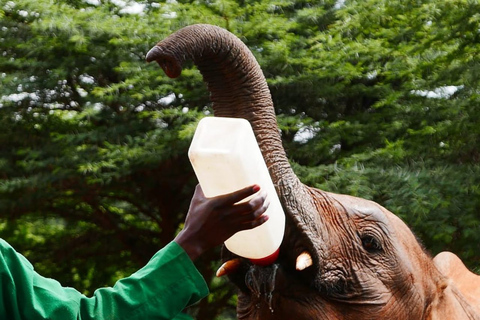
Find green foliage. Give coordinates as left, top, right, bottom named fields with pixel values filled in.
left=1, top=0, right=479, bottom=318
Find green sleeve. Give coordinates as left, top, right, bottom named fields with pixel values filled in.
left=0, top=238, right=209, bottom=320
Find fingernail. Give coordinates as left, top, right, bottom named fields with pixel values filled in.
left=252, top=185, right=261, bottom=192
left=262, top=215, right=269, bottom=222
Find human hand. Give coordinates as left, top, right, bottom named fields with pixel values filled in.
left=174, top=184, right=269, bottom=261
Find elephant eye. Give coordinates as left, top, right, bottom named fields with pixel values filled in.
left=361, top=235, right=383, bottom=253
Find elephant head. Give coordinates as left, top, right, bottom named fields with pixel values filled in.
left=146, top=24, right=480, bottom=319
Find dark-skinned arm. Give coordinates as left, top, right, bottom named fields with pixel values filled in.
left=175, top=184, right=269, bottom=261
left=0, top=185, right=269, bottom=320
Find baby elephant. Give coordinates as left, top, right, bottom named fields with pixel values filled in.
left=147, top=24, right=480, bottom=319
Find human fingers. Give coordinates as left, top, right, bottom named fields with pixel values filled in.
left=226, top=198, right=270, bottom=233
left=237, top=213, right=269, bottom=231
left=226, top=191, right=269, bottom=218
left=212, top=184, right=261, bottom=207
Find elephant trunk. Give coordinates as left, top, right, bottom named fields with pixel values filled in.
left=147, top=24, right=323, bottom=264
left=146, top=24, right=297, bottom=196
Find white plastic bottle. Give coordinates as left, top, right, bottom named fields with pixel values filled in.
left=188, top=117, right=285, bottom=265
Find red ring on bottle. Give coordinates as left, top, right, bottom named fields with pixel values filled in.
left=248, top=248, right=280, bottom=266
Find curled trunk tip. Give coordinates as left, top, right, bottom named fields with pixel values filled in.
left=146, top=46, right=182, bottom=78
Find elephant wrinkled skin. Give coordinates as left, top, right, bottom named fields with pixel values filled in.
left=147, top=24, right=480, bottom=319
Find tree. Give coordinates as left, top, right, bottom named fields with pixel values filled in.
left=1, top=0, right=478, bottom=319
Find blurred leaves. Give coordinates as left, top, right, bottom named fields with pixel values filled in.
left=1, top=0, right=479, bottom=318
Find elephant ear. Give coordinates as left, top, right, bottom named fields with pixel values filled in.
left=433, top=251, right=480, bottom=314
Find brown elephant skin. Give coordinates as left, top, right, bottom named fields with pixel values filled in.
left=146, top=24, right=480, bottom=320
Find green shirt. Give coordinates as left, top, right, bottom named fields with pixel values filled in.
left=0, top=238, right=209, bottom=320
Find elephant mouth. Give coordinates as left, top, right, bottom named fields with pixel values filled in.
left=223, top=226, right=319, bottom=307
